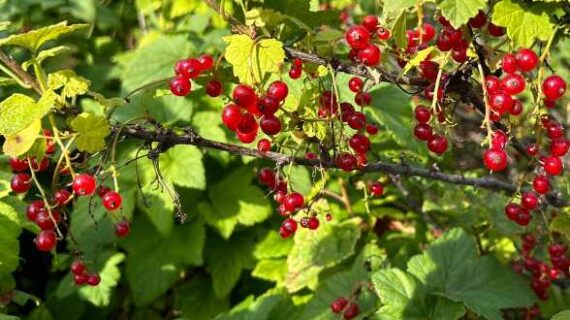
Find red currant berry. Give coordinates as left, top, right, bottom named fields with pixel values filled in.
left=281, top=218, right=298, bottom=236
left=289, top=67, right=302, bottom=79
left=501, top=53, right=517, bottom=74
left=451, top=46, right=468, bottom=63
left=260, top=115, right=282, bottom=135
left=369, top=181, right=384, bottom=197
left=362, top=15, right=378, bottom=32
left=169, top=76, right=191, bottom=96
left=377, top=27, right=391, bottom=40
left=222, top=104, right=243, bottom=131
left=543, top=156, right=563, bottom=175
left=35, top=230, right=57, bottom=252
left=542, top=75, right=566, bottom=100
left=354, top=91, right=371, bottom=106
left=343, top=303, right=360, bottom=320
left=205, top=80, right=222, bottom=97
left=53, top=189, right=72, bottom=207
left=349, top=134, right=370, bottom=154
left=427, top=135, right=448, bottom=155
left=546, top=122, right=563, bottom=140
left=304, top=152, right=317, bottom=160
left=509, top=99, right=523, bottom=116
left=11, top=173, right=31, bottom=193
left=233, top=84, right=258, bottom=109
left=485, top=76, right=501, bottom=94
left=491, top=130, right=508, bottom=150
left=366, top=123, right=379, bottom=135
left=514, top=208, right=531, bottom=226
left=71, top=260, right=86, bottom=274
left=258, top=96, right=280, bottom=116
left=26, top=200, right=45, bottom=221
left=102, top=191, right=122, bottom=211
left=515, top=48, right=538, bottom=72
left=526, top=144, right=539, bottom=156
left=115, top=220, right=130, bottom=237
left=307, top=217, right=319, bottom=230
left=35, top=209, right=61, bottom=230
left=257, top=139, right=271, bottom=153
left=97, top=185, right=111, bottom=198
left=533, top=175, right=550, bottom=194
left=267, top=81, right=289, bottom=102
left=331, top=297, right=348, bottom=313
left=468, top=10, right=487, bottom=28
left=87, top=274, right=101, bottom=286
left=197, top=54, right=214, bottom=70
left=501, top=73, right=525, bottom=95
left=72, top=174, right=97, bottom=196
left=483, top=148, right=508, bottom=171
left=345, top=25, right=370, bottom=49
left=550, top=138, right=569, bottom=156
left=347, top=112, right=366, bottom=130
left=505, top=203, right=521, bottom=220
left=29, top=157, right=49, bottom=172
left=348, top=77, right=363, bottom=93
left=340, top=102, right=355, bottom=122
left=175, top=58, right=201, bottom=78
left=74, top=272, right=88, bottom=285
left=236, top=127, right=258, bottom=144
left=284, top=192, right=304, bottom=211
left=418, top=23, right=436, bottom=43
left=414, top=123, right=434, bottom=141
left=9, top=157, right=28, bottom=172
left=414, top=105, right=431, bottom=123
left=335, top=153, right=357, bottom=172
left=548, top=244, right=567, bottom=257
left=258, top=167, right=275, bottom=187
left=357, top=44, right=381, bottom=66
left=544, top=99, right=556, bottom=109
left=489, top=91, right=513, bottom=114
left=487, top=23, right=506, bottom=37
left=292, top=58, right=302, bottom=69
left=438, top=15, right=451, bottom=27
left=521, top=192, right=539, bottom=210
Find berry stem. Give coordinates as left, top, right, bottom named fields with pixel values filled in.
left=476, top=61, right=494, bottom=146
left=27, top=161, right=63, bottom=239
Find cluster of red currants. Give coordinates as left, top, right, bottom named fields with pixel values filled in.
left=222, top=80, right=288, bottom=144
left=169, top=54, right=215, bottom=96
left=288, top=58, right=303, bottom=79
left=412, top=104, right=448, bottom=155
left=69, top=259, right=100, bottom=287
left=345, top=15, right=387, bottom=66
left=330, top=296, right=359, bottom=320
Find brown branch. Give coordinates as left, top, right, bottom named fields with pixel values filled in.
left=0, top=49, right=42, bottom=94
left=114, top=124, right=569, bottom=208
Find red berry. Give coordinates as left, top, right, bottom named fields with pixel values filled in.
left=533, top=175, right=550, bottom=194
left=546, top=122, right=563, bottom=140
left=501, top=53, right=517, bottom=74
left=485, top=76, right=501, bottom=94
left=97, top=186, right=111, bottom=198
left=169, top=76, right=191, bottom=96
left=468, top=10, right=487, bottom=28
left=53, top=189, right=72, bottom=207
left=9, top=157, right=28, bottom=172
left=418, top=23, right=436, bottom=43
left=281, top=218, right=298, bottom=236
left=175, top=58, right=201, bottom=78
left=44, top=130, right=56, bottom=154
left=289, top=66, right=302, bottom=79
left=205, top=80, right=222, bottom=97
left=72, top=174, right=97, bottom=196
left=501, top=73, right=525, bottom=95
left=377, top=27, right=391, bottom=40
left=521, top=192, right=539, bottom=210
left=29, top=157, right=49, bottom=172
left=354, top=91, right=371, bottom=106
left=414, top=105, right=431, bottom=123
left=549, top=244, right=567, bottom=257
left=35, top=230, right=57, bottom=251
left=543, top=156, right=563, bottom=175
left=284, top=192, right=304, bottom=211
left=514, top=208, right=531, bottom=226
left=369, top=181, right=384, bottom=196
left=307, top=217, right=319, bottom=230
left=451, top=44, right=468, bottom=63
left=258, top=96, right=280, bottom=116
left=222, top=104, right=243, bottom=131
left=71, top=260, right=85, bottom=274
left=87, top=274, right=101, bottom=286
left=340, top=102, right=355, bottom=122
left=233, top=84, right=258, bottom=109
left=260, top=115, right=282, bottom=135
left=414, top=123, right=433, bottom=141
left=115, top=220, right=130, bottom=237
left=267, top=81, right=289, bottom=102
left=483, top=148, right=508, bottom=171
left=305, top=152, right=317, bottom=160
left=331, top=297, right=349, bottom=313
left=357, top=44, right=381, bottom=66
left=491, top=130, right=508, bottom=150
left=35, top=209, right=61, bottom=230
left=515, top=49, right=538, bottom=72
left=349, top=134, right=370, bottom=154
left=362, top=15, right=378, bottom=32
left=489, top=91, right=514, bottom=114
left=366, top=123, right=379, bottom=135
left=11, top=173, right=31, bottom=193
left=102, top=191, right=122, bottom=211
left=343, top=303, right=359, bottom=320
left=487, top=23, right=505, bottom=37
left=550, top=138, right=569, bottom=156
left=335, top=153, right=357, bottom=172
left=419, top=61, right=439, bottom=82
left=427, top=135, right=448, bottom=155
left=347, top=112, right=366, bottom=130
left=438, top=15, right=451, bottom=27
left=258, top=167, right=275, bottom=187
left=26, top=200, right=44, bottom=221
left=542, top=75, right=566, bottom=100
left=74, top=272, right=88, bottom=285
left=345, top=25, right=370, bottom=49
left=526, top=144, right=539, bottom=156
left=292, top=58, right=302, bottom=69
left=505, top=203, right=521, bottom=220
left=509, top=99, right=523, bottom=116
left=257, top=139, right=271, bottom=153
left=197, top=54, right=214, bottom=70
left=348, top=77, right=363, bottom=93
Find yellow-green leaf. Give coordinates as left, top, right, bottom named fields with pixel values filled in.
left=22, top=46, right=74, bottom=70
left=0, top=92, right=56, bottom=136
left=403, top=46, right=435, bottom=75
left=438, top=0, right=487, bottom=29
left=48, top=69, right=90, bottom=99
left=2, top=119, right=41, bottom=157
left=70, top=112, right=110, bottom=153
left=223, top=35, right=285, bottom=85
left=0, top=21, right=88, bottom=52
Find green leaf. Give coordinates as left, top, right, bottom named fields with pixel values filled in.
left=382, top=0, right=417, bottom=14
left=407, top=228, right=535, bottom=320
left=0, top=21, right=88, bottom=52
left=0, top=201, right=22, bottom=276
left=192, top=111, right=228, bottom=142
left=47, top=69, right=90, bottom=98
left=254, top=230, right=293, bottom=260
left=174, top=275, right=229, bottom=320
left=438, top=0, right=487, bottom=29
left=552, top=310, right=570, bottom=320
left=262, top=0, right=339, bottom=29
left=156, top=145, right=205, bottom=190
left=78, top=253, right=125, bottom=307
left=70, top=112, right=110, bottom=153
left=389, top=9, right=408, bottom=49
left=2, top=119, right=41, bottom=157
left=22, top=46, right=74, bottom=70
left=217, top=291, right=285, bottom=320
left=492, top=0, right=555, bottom=48
left=403, top=47, right=435, bottom=75
left=0, top=92, right=55, bottom=136
left=198, top=201, right=238, bottom=239
left=550, top=214, right=570, bottom=241
left=223, top=35, right=285, bottom=85
left=252, top=259, right=288, bottom=283
left=206, top=232, right=255, bottom=298
left=285, top=218, right=361, bottom=292
left=372, top=269, right=465, bottom=320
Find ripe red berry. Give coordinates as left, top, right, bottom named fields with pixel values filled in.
left=533, top=175, right=550, bottom=194
left=175, top=58, right=201, bottom=78
left=29, top=157, right=49, bottom=172
left=543, top=156, right=563, bottom=176
left=236, top=113, right=258, bottom=135
left=35, top=230, right=57, bottom=252
left=414, top=123, right=433, bottom=141
left=169, top=76, right=191, bottom=96
left=11, top=173, right=31, bottom=193
left=260, top=115, right=282, bottom=135
left=53, top=189, right=72, bottom=207
left=501, top=54, right=517, bottom=74
left=451, top=43, right=468, bottom=63
left=233, top=84, right=258, bottom=109
left=71, top=260, right=86, bottom=274
left=348, top=77, right=363, bottom=93
left=205, top=80, right=222, bottom=97
left=545, top=122, right=563, bottom=139
left=289, top=67, right=302, bottom=79
left=258, top=96, right=280, bottom=115
left=197, top=54, right=214, bottom=70
left=485, top=76, right=501, bottom=94
left=489, top=91, right=514, bottom=114
left=349, top=134, right=370, bottom=154
left=267, top=80, right=288, bottom=102
left=357, top=44, right=381, bottom=66
left=347, top=112, right=366, bottom=130
left=335, top=153, right=357, bottom=172
left=418, top=23, right=436, bottom=43
left=550, top=138, right=569, bottom=156
left=483, top=148, right=508, bottom=171
left=521, top=192, right=539, bottom=210
left=369, top=181, right=384, bottom=197
left=87, top=273, right=101, bottom=286
left=515, top=49, right=538, bottom=72
left=427, top=135, right=448, bottom=155
left=74, top=272, right=88, bottom=285
left=307, top=217, right=319, bottom=230
left=509, top=99, right=523, bottom=116
left=35, top=209, right=61, bottom=230
left=345, top=25, right=370, bottom=49
left=526, top=144, right=539, bottom=156
left=542, top=75, right=566, bottom=100
left=97, top=186, right=111, bottom=198
left=331, top=297, right=349, bottom=313
left=102, top=191, right=122, bottom=211
left=514, top=208, right=531, bottom=226
left=487, top=23, right=506, bottom=37
left=377, top=27, right=391, bottom=40
left=280, top=218, right=298, bottom=238
left=343, top=303, right=360, bottom=320
left=72, top=174, right=97, bottom=196
left=468, top=10, right=487, bottom=28
left=491, top=130, right=508, bottom=150
left=26, top=200, right=44, bottom=221
left=354, top=92, right=371, bottom=106
left=222, top=104, right=243, bottom=131
left=362, top=15, right=378, bottom=32
left=115, top=220, right=130, bottom=237
left=366, top=123, right=379, bottom=135
left=257, top=139, right=271, bottom=153
left=414, top=105, right=431, bottom=123
left=548, top=244, right=567, bottom=257
left=284, top=192, right=305, bottom=212
left=505, top=203, right=521, bottom=220
left=9, top=157, right=28, bottom=172
left=501, top=73, right=525, bottom=95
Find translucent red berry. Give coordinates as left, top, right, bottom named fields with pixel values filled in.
left=331, top=297, right=348, bottom=313
left=53, top=189, right=72, bottom=207
left=169, top=76, right=191, bottom=96
left=71, top=260, right=86, bottom=274
left=257, top=139, right=271, bottom=153
left=543, top=156, right=563, bottom=176
left=72, top=174, right=97, bottom=196
left=533, top=175, right=550, bottom=194
left=427, top=135, right=448, bottom=155
left=260, top=115, right=282, bottom=135
left=11, top=173, right=31, bottom=193
left=335, top=153, right=357, bottom=172
left=9, top=157, right=28, bottom=172
left=115, top=220, right=130, bottom=237
left=369, top=181, right=384, bottom=197
left=102, top=191, right=122, bottom=211
left=542, top=75, right=566, bottom=100
left=521, top=192, right=539, bottom=210
left=205, top=80, right=222, bottom=97
left=357, top=44, right=381, bottom=66
left=501, top=73, right=525, bottom=95
left=515, top=48, right=538, bottom=72
left=222, top=104, right=243, bottom=131
left=483, top=148, right=508, bottom=171
left=267, top=81, right=289, bottom=102
left=35, top=230, right=57, bottom=252
left=345, top=25, right=370, bottom=49
left=348, top=77, right=363, bottom=93
left=362, top=15, right=378, bottom=32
